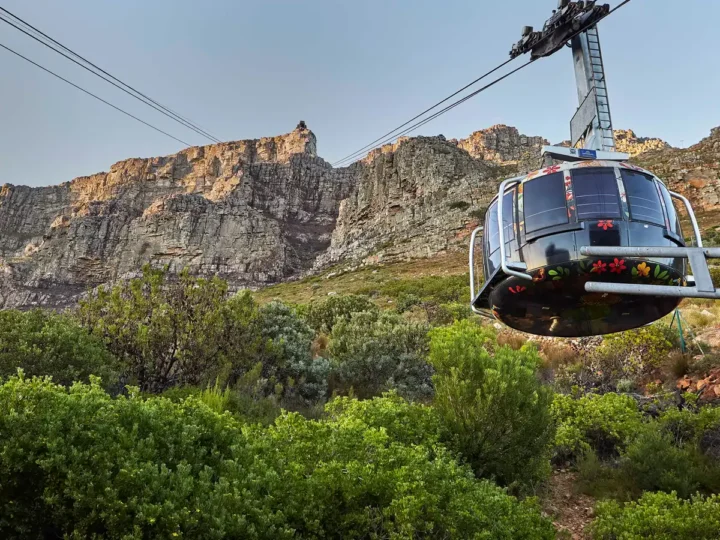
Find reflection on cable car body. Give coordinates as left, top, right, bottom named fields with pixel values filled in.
left=470, top=160, right=690, bottom=337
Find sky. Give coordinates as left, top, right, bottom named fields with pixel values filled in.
left=1, top=0, right=718, bottom=187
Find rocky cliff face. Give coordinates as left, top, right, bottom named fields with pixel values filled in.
left=614, top=129, right=670, bottom=156
left=1, top=123, right=717, bottom=308
left=0, top=124, right=355, bottom=308
left=315, top=136, right=496, bottom=269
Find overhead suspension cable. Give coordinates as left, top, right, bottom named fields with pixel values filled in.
left=0, top=41, right=192, bottom=147
left=0, top=6, right=221, bottom=144
left=333, top=59, right=533, bottom=167
left=331, top=57, right=516, bottom=167
left=332, top=0, right=632, bottom=168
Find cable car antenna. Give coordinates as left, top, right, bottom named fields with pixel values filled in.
left=469, top=0, right=720, bottom=337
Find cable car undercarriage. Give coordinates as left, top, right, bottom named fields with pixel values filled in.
left=469, top=0, right=720, bottom=337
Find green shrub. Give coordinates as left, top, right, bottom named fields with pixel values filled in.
left=0, top=374, right=555, bottom=539
left=78, top=266, right=257, bottom=393
left=257, top=301, right=330, bottom=405
left=429, top=320, right=554, bottom=491
left=0, top=309, right=119, bottom=389
left=552, top=392, right=643, bottom=463
left=328, top=310, right=433, bottom=400
left=302, top=294, right=378, bottom=333
left=591, top=491, right=720, bottom=539
left=590, top=324, right=675, bottom=387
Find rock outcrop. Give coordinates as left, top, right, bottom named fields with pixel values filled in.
left=315, top=136, right=495, bottom=268
left=632, top=127, right=720, bottom=213
left=452, top=125, right=548, bottom=174
left=0, top=125, right=355, bottom=308
left=615, top=129, right=670, bottom=156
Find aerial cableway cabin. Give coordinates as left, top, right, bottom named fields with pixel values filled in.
left=469, top=160, right=705, bottom=337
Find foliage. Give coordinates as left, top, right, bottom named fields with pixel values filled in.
left=551, top=392, right=643, bottom=463
left=591, top=491, right=720, bottom=540
left=619, top=423, right=720, bottom=498
left=567, top=324, right=676, bottom=391
left=301, top=294, right=378, bottom=333
left=78, top=266, right=251, bottom=393
left=710, top=265, right=720, bottom=287
left=325, top=392, right=442, bottom=447
left=328, top=310, right=433, bottom=400
left=0, top=375, right=555, bottom=539
left=257, top=300, right=330, bottom=405
left=429, top=320, right=554, bottom=491
left=0, top=309, right=119, bottom=390
left=362, top=274, right=470, bottom=305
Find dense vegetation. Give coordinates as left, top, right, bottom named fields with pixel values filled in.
left=1, top=263, right=720, bottom=537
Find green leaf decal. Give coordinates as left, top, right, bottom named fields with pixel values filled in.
left=654, top=265, right=660, bottom=278
left=549, top=270, right=558, bottom=276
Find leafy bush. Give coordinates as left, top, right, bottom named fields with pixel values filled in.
left=302, top=294, right=378, bottom=333
left=591, top=491, right=720, bottom=539
left=710, top=266, right=720, bottom=287
left=580, top=324, right=675, bottom=390
left=552, top=392, right=643, bottom=463
left=78, top=266, right=254, bottom=393
left=257, top=300, right=329, bottom=405
left=0, top=309, right=119, bottom=389
left=0, top=375, right=555, bottom=539
left=429, top=320, right=554, bottom=490
left=619, top=423, right=720, bottom=498
left=328, top=310, right=433, bottom=400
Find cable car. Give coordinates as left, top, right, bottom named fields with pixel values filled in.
left=469, top=157, right=715, bottom=337
left=470, top=0, right=720, bottom=337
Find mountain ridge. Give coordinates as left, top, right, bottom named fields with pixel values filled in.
left=0, top=123, right=716, bottom=308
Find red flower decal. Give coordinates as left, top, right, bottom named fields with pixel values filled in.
left=591, top=261, right=608, bottom=274
left=597, top=220, right=614, bottom=231
left=508, top=286, right=527, bottom=294
left=566, top=192, right=574, bottom=201
left=609, top=258, right=626, bottom=274
left=543, top=165, right=561, bottom=175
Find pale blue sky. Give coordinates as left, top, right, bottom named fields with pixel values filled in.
left=1, top=0, right=718, bottom=187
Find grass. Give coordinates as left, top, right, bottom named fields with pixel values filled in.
left=252, top=251, right=472, bottom=306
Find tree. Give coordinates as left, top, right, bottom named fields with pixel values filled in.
left=429, top=320, right=554, bottom=491
left=78, top=266, right=260, bottom=393
left=302, top=294, right=378, bottom=333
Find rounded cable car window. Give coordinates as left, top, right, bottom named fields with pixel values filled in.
left=571, top=167, right=621, bottom=220
left=622, top=169, right=665, bottom=226
left=523, top=172, right=568, bottom=233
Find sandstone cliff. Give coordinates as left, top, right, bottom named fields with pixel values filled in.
left=0, top=124, right=355, bottom=308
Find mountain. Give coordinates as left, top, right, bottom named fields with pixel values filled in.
left=0, top=123, right=717, bottom=308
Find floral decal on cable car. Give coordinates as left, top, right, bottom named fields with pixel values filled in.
left=532, top=268, right=547, bottom=283
left=549, top=266, right=570, bottom=281
left=508, top=285, right=527, bottom=294
left=609, top=258, right=626, bottom=274
left=591, top=260, right=608, bottom=274
left=597, top=219, right=614, bottom=231
left=525, top=170, right=541, bottom=180
left=543, top=165, right=562, bottom=175
left=632, top=262, right=651, bottom=277
left=576, top=160, right=602, bottom=168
